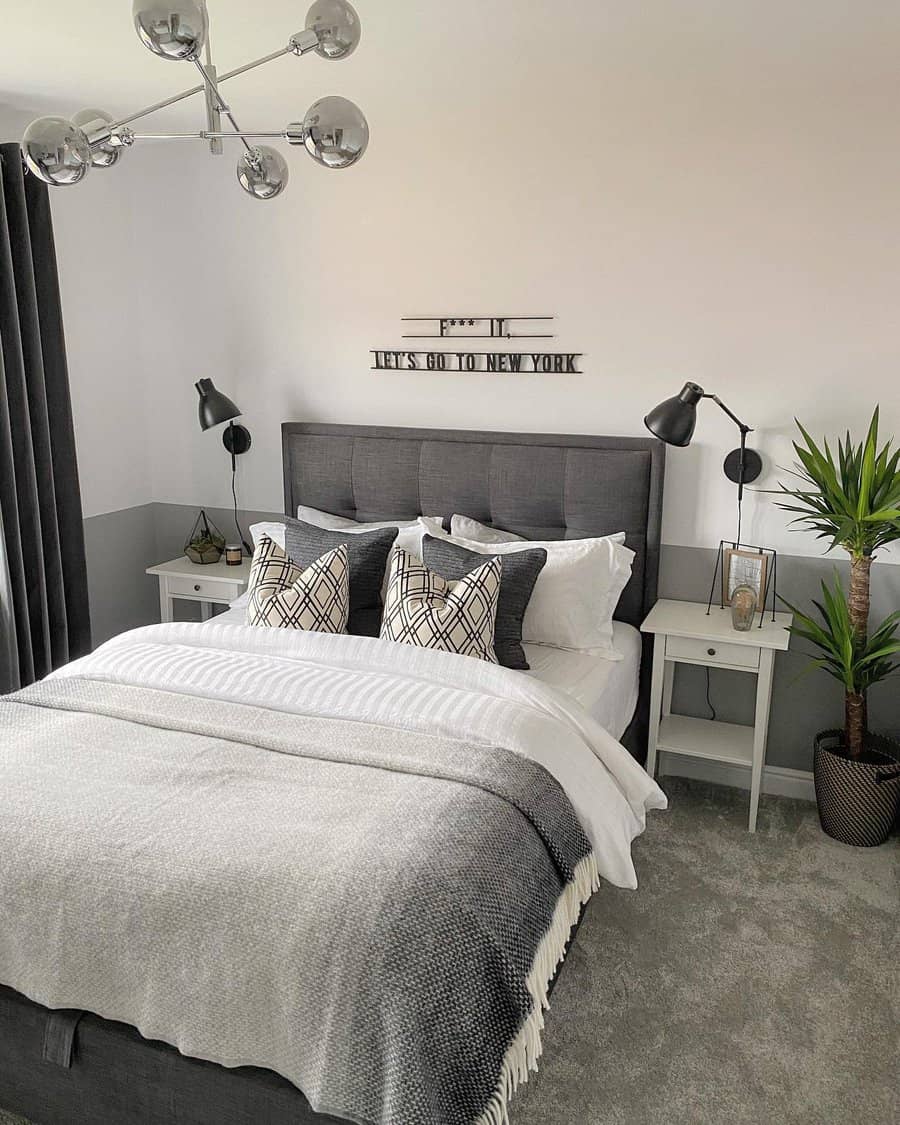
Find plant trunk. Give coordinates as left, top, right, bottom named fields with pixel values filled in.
left=845, top=692, right=867, bottom=758
left=848, top=554, right=872, bottom=643
left=846, top=553, right=872, bottom=756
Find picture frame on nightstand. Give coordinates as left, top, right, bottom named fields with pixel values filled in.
left=707, top=540, right=778, bottom=627
left=722, top=546, right=768, bottom=605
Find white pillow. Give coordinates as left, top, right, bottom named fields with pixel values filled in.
left=252, top=513, right=444, bottom=558
left=296, top=505, right=426, bottom=531
left=422, top=521, right=633, bottom=657
left=251, top=511, right=445, bottom=600
left=451, top=514, right=627, bottom=551
left=450, top=515, right=526, bottom=544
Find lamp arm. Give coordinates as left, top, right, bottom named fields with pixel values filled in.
left=704, top=393, right=758, bottom=542
left=705, top=394, right=753, bottom=435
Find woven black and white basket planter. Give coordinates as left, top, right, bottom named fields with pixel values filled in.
left=813, top=730, right=900, bottom=847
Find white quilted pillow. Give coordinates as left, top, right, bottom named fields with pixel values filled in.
left=246, top=536, right=349, bottom=633
left=380, top=549, right=500, bottom=664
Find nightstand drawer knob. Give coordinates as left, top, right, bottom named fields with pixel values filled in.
left=707, top=647, right=716, bottom=656
left=194, top=584, right=201, bottom=592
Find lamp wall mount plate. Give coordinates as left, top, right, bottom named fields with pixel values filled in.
left=20, top=1, right=368, bottom=201
left=724, top=446, right=762, bottom=485
left=223, top=422, right=252, bottom=458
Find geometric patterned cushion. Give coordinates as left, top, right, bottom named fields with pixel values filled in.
left=379, top=548, right=500, bottom=663
left=246, top=535, right=349, bottom=633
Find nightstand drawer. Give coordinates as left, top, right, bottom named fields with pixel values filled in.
left=666, top=634, right=760, bottom=671
left=166, top=575, right=241, bottom=601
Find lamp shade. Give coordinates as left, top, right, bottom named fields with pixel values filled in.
left=644, top=381, right=705, bottom=447
left=196, top=378, right=241, bottom=431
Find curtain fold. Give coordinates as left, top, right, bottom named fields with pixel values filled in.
left=0, top=142, right=91, bottom=691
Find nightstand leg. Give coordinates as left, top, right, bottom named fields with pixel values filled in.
left=199, top=602, right=213, bottom=622
left=646, top=637, right=666, bottom=779
left=662, top=660, right=675, bottom=716
left=159, top=584, right=174, bottom=624
left=749, top=649, right=775, bottom=832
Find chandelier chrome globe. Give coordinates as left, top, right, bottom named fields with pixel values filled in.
left=72, top=110, right=123, bottom=169
left=22, top=0, right=369, bottom=201
left=237, top=146, right=289, bottom=201
left=133, top=0, right=208, bottom=61
left=305, top=0, right=361, bottom=60
left=21, top=117, right=92, bottom=186
left=297, top=96, right=369, bottom=169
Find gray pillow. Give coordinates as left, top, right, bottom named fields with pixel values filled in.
left=284, top=518, right=398, bottom=637
left=422, top=534, right=547, bottom=670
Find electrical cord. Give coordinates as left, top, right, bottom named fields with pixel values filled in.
left=231, top=465, right=253, bottom=556
left=705, top=666, right=717, bottom=721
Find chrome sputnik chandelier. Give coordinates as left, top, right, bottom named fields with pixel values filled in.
left=20, top=0, right=368, bottom=201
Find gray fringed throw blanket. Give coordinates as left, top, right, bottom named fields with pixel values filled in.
left=0, top=677, right=598, bottom=1125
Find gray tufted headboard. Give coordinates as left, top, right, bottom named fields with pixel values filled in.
left=281, top=422, right=665, bottom=756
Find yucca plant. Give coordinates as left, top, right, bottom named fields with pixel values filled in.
left=777, top=407, right=900, bottom=754
left=781, top=577, right=900, bottom=756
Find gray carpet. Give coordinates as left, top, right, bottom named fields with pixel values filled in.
left=2, top=779, right=897, bottom=1125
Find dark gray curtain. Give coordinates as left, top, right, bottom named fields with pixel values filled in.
left=0, top=142, right=91, bottom=692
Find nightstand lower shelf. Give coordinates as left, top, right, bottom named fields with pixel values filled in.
left=657, top=714, right=754, bottom=768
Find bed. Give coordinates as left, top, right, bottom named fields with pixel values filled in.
left=0, top=423, right=665, bottom=1125
left=216, top=602, right=642, bottom=744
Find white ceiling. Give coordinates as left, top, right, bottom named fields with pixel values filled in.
left=2, top=0, right=899, bottom=131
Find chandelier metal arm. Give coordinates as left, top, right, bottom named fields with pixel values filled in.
left=124, top=131, right=293, bottom=142
left=201, top=6, right=223, bottom=155
left=191, top=57, right=254, bottom=156
left=103, top=44, right=295, bottom=135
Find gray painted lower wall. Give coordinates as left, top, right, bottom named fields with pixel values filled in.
left=82, top=504, right=900, bottom=773
left=83, top=505, right=160, bottom=647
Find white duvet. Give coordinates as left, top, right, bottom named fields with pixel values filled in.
left=51, top=623, right=667, bottom=889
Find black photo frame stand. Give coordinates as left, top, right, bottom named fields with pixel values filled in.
left=706, top=540, right=778, bottom=628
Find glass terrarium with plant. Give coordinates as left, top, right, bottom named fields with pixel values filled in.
left=184, top=509, right=226, bottom=565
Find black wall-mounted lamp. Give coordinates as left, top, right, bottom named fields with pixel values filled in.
left=195, top=378, right=253, bottom=556
left=644, top=381, right=762, bottom=541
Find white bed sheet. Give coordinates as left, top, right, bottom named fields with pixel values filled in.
left=523, top=621, right=641, bottom=740
left=216, top=600, right=641, bottom=740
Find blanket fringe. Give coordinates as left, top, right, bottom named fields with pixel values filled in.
left=474, top=852, right=600, bottom=1125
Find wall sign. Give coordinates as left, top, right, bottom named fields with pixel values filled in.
left=371, top=314, right=582, bottom=374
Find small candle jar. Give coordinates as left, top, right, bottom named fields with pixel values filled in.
left=731, top=584, right=758, bottom=631
left=225, top=544, right=243, bottom=566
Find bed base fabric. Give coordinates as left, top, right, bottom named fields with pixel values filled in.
left=0, top=983, right=345, bottom=1125
left=0, top=911, right=588, bottom=1125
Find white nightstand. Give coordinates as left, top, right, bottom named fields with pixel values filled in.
left=641, top=599, right=792, bottom=832
left=146, top=555, right=252, bottom=623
